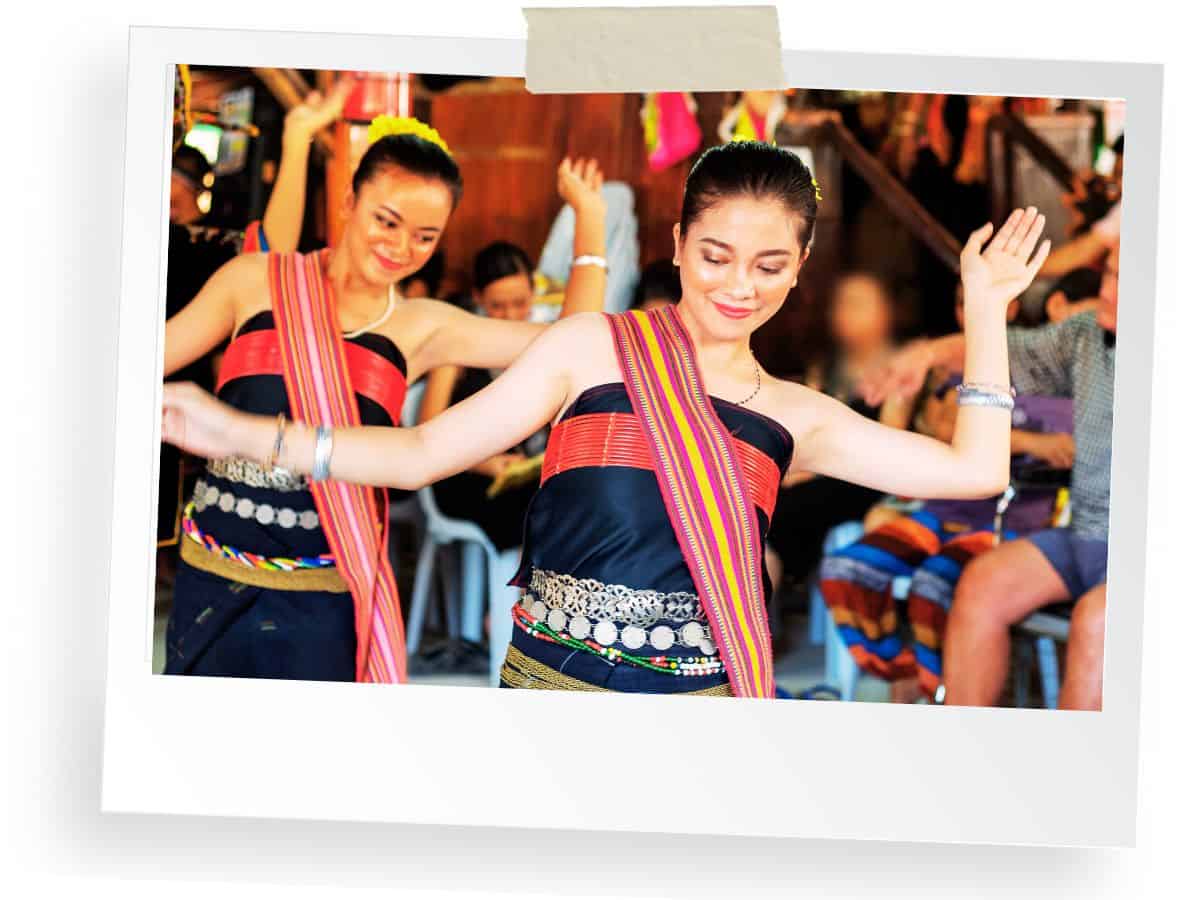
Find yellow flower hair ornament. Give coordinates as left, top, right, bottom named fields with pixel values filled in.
left=811, top=174, right=823, bottom=203
left=366, top=115, right=453, bottom=158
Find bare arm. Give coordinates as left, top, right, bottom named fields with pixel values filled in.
left=161, top=313, right=605, bottom=491
left=163, top=253, right=260, bottom=377
left=417, top=363, right=523, bottom=476
left=409, top=158, right=607, bottom=376
left=791, top=207, right=1051, bottom=500
left=260, top=81, right=351, bottom=253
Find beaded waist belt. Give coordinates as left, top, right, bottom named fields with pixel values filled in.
left=520, top=568, right=716, bottom=655
left=192, top=478, right=321, bottom=531
left=207, top=456, right=309, bottom=492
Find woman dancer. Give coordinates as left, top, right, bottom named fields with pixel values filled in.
left=162, top=116, right=607, bottom=683
left=163, top=140, right=1048, bottom=698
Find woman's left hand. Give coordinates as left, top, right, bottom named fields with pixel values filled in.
left=960, top=206, right=1052, bottom=309
left=557, top=157, right=605, bottom=213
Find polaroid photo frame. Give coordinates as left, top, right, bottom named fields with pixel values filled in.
left=104, top=23, right=1163, bottom=847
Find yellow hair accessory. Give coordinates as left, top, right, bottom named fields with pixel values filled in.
left=811, top=174, right=823, bottom=203
left=366, top=115, right=453, bottom=158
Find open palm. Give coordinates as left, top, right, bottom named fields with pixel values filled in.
left=960, top=206, right=1051, bottom=308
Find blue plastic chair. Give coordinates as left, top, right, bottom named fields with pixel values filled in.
left=393, top=381, right=522, bottom=684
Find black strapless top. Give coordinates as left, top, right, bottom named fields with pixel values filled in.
left=189, top=311, right=408, bottom=560
left=513, top=382, right=794, bottom=599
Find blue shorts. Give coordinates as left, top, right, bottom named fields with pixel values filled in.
left=1026, top=528, right=1108, bottom=599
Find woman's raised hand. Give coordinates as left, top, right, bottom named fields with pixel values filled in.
left=556, top=157, right=605, bottom=213
left=961, top=206, right=1052, bottom=308
left=162, top=382, right=248, bottom=461
left=283, top=78, right=353, bottom=147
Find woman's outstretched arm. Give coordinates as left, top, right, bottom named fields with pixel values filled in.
left=162, top=312, right=602, bottom=491
left=784, top=207, right=1050, bottom=500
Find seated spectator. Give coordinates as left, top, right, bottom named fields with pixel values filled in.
left=418, top=241, right=544, bottom=551
left=1042, top=266, right=1102, bottom=325
left=861, top=245, right=1118, bottom=710
left=819, top=292, right=1074, bottom=702
left=764, top=272, right=914, bottom=591
left=632, top=259, right=682, bottom=312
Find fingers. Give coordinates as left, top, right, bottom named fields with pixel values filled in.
left=987, top=208, right=1023, bottom=255
left=1026, top=239, right=1052, bottom=276
left=962, top=221, right=994, bottom=258
left=1016, top=211, right=1046, bottom=261
left=1001, top=206, right=1037, bottom=254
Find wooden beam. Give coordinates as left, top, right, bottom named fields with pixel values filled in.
left=816, top=118, right=963, bottom=273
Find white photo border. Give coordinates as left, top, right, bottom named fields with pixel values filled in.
left=103, top=26, right=1163, bottom=847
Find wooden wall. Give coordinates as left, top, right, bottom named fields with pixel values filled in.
left=430, top=86, right=735, bottom=296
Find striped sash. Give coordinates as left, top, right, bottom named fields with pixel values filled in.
left=607, top=307, right=774, bottom=698
left=269, top=251, right=407, bottom=683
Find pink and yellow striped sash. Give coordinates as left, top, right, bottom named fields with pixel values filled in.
left=269, top=251, right=407, bottom=684
left=606, top=307, right=774, bottom=698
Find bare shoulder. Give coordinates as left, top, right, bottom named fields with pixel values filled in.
left=759, top=374, right=844, bottom=445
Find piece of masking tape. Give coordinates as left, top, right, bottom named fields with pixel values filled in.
left=523, top=6, right=785, bottom=93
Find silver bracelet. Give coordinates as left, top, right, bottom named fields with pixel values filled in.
left=572, top=254, right=607, bottom=270
left=312, top=425, right=334, bottom=482
left=956, top=387, right=1015, bottom=411
left=958, top=381, right=1016, bottom=398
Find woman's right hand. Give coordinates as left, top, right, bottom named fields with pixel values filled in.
left=283, top=79, right=353, bottom=148
left=556, top=157, right=605, bottom=214
left=475, top=452, right=526, bottom=480
left=162, top=382, right=249, bottom=461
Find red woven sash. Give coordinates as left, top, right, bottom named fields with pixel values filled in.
left=268, top=251, right=406, bottom=683
left=606, top=307, right=774, bottom=698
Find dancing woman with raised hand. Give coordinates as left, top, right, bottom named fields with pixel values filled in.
left=161, top=116, right=607, bottom=683
left=163, top=140, right=1048, bottom=697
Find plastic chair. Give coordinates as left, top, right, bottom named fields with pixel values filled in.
left=395, top=380, right=522, bottom=684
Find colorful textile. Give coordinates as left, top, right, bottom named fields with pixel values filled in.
left=217, top=327, right=408, bottom=425
left=542, top=410, right=781, bottom=518
left=241, top=219, right=270, bottom=254
left=269, top=251, right=407, bottom=683
left=606, top=306, right=773, bottom=699
left=819, top=511, right=998, bottom=698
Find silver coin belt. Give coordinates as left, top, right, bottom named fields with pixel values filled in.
left=206, top=457, right=309, bottom=492
left=192, top=478, right=320, bottom=531
left=519, top=568, right=716, bottom=656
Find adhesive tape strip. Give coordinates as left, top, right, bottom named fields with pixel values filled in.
left=523, top=5, right=786, bottom=94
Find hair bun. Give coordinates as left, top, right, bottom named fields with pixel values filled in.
left=366, top=115, right=453, bottom=157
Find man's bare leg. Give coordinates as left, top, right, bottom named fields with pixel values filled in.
left=943, top=539, right=1070, bottom=706
left=1058, top=584, right=1106, bottom=711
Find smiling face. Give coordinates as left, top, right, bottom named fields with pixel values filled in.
left=342, top=167, right=453, bottom=288
left=672, top=194, right=806, bottom=341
